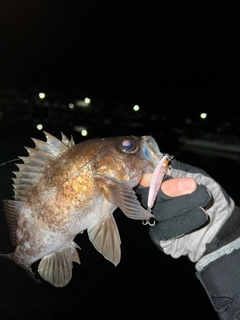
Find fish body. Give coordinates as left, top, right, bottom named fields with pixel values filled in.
left=1, top=132, right=162, bottom=287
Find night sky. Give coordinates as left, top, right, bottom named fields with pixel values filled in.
left=1, top=1, right=240, bottom=105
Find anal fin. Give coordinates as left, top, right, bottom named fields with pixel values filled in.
left=38, top=241, right=81, bottom=287
left=88, top=215, right=121, bottom=266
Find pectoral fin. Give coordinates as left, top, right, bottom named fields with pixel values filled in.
left=108, top=184, right=153, bottom=221
left=88, top=215, right=121, bottom=266
left=38, top=241, right=80, bottom=287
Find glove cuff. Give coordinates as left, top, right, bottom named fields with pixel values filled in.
left=196, top=237, right=240, bottom=272
left=196, top=237, right=240, bottom=318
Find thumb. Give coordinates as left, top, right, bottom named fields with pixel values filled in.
left=161, top=178, right=197, bottom=197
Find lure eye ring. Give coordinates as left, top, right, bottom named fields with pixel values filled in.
left=119, top=137, right=139, bottom=154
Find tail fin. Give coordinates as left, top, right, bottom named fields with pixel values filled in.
left=0, top=252, right=14, bottom=260
left=2, top=200, right=23, bottom=246
left=0, top=252, right=41, bottom=284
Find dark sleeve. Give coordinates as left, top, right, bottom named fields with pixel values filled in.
left=195, top=206, right=240, bottom=319
left=196, top=245, right=240, bottom=319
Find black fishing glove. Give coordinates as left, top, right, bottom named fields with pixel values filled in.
left=137, top=175, right=211, bottom=245
left=135, top=159, right=240, bottom=319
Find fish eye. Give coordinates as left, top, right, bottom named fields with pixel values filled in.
left=120, top=138, right=138, bottom=154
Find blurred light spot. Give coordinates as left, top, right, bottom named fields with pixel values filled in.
left=81, top=129, right=88, bottom=137
left=84, top=97, right=91, bottom=104
left=133, top=104, right=140, bottom=112
left=39, top=92, right=46, bottom=99
left=69, top=103, right=74, bottom=109
left=200, top=113, right=207, bottom=119
left=37, top=124, right=43, bottom=130
left=75, top=99, right=90, bottom=107
left=73, top=125, right=89, bottom=135
left=185, top=117, right=192, bottom=124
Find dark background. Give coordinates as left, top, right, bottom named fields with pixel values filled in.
left=1, top=1, right=240, bottom=319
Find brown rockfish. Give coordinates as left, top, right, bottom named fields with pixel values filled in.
left=0, top=132, right=162, bottom=287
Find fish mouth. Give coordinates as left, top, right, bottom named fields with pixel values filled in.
left=141, top=135, right=162, bottom=163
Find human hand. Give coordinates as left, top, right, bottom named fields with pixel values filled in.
left=135, top=159, right=235, bottom=262
left=140, top=174, right=198, bottom=197
left=137, top=159, right=240, bottom=317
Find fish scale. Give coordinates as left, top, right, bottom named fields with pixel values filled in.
left=0, top=132, right=162, bottom=287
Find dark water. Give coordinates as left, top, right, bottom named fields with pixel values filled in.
left=0, top=121, right=239, bottom=320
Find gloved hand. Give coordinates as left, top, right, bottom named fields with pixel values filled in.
left=135, top=158, right=236, bottom=262
left=136, top=158, right=240, bottom=318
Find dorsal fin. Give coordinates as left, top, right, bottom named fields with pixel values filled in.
left=12, top=132, right=75, bottom=201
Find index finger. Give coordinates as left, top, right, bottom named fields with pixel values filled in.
left=161, top=178, right=197, bottom=197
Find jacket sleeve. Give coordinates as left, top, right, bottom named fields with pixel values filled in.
left=195, top=205, right=240, bottom=319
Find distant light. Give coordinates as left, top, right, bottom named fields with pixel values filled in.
left=73, top=125, right=89, bottom=135
left=69, top=103, right=74, bottom=109
left=81, top=129, right=88, bottom=137
left=36, top=124, right=43, bottom=130
left=84, top=97, right=91, bottom=104
left=133, top=104, right=140, bottom=112
left=200, top=113, right=207, bottom=119
left=39, top=92, right=46, bottom=99
left=75, top=99, right=91, bottom=108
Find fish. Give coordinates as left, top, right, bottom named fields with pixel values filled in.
left=0, top=131, right=162, bottom=287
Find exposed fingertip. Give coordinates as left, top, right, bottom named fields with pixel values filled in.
left=179, top=178, right=197, bottom=193
left=139, top=173, right=152, bottom=187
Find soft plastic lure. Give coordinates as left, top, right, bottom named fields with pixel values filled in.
left=143, top=154, right=173, bottom=226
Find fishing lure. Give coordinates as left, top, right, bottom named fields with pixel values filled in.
left=143, top=154, right=173, bottom=226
